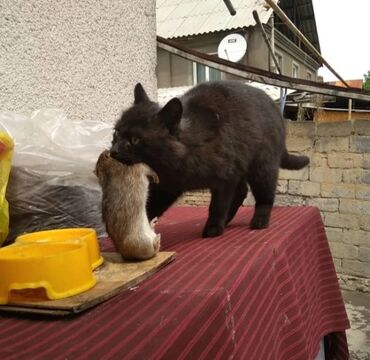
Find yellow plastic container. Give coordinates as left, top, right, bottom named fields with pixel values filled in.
left=0, top=132, right=14, bottom=245
left=0, top=242, right=96, bottom=305
left=16, top=228, right=104, bottom=270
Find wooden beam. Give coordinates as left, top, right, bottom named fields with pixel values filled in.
left=157, top=37, right=370, bottom=102
left=264, top=0, right=350, bottom=87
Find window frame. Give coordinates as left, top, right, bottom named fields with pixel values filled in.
left=292, top=61, right=300, bottom=78
left=192, top=52, right=224, bottom=84
left=272, top=51, right=283, bottom=74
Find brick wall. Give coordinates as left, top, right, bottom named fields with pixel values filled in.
left=177, top=120, right=370, bottom=292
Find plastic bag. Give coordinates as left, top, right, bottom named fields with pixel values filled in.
left=0, top=109, right=113, bottom=243
left=0, top=132, right=14, bottom=245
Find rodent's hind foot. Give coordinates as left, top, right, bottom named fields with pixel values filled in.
left=150, top=217, right=158, bottom=229
left=153, top=233, right=161, bottom=253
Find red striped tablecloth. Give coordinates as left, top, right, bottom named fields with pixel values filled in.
left=0, top=206, right=349, bottom=360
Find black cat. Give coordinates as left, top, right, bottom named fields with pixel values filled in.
left=111, top=81, right=309, bottom=237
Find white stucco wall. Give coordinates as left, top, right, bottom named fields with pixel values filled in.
left=0, top=0, right=157, bottom=122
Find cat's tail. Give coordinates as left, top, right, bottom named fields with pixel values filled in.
left=280, top=150, right=309, bottom=170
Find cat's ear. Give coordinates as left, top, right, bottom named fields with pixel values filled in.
left=158, top=98, right=182, bottom=135
left=134, top=83, right=150, bottom=104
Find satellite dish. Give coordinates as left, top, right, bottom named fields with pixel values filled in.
left=217, top=33, right=247, bottom=62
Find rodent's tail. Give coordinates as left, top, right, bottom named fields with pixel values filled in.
left=280, top=149, right=310, bottom=170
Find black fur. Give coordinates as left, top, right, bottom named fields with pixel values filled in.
left=111, top=81, right=309, bottom=237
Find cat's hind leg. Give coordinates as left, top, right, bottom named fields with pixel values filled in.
left=226, top=179, right=248, bottom=225
left=247, top=166, right=279, bottom=229
left=203, top=181, right=238, bottom=238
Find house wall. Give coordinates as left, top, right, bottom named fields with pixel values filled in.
left=157, top=32, right=223, bottom=88
left=171, top=54, right=193, bottom=87
left=0, top=0, right=157, bottom=122
left=274, top=44, right=317, bottom=81
left=157, top=49, right=172, bottom=88
left=242, top=26, right=320, bottom=80
left=246, top=28, right=269, bottom=70
left=157, top=26, right=320, bottom=88
left=177, top=120, right=370, bottom=293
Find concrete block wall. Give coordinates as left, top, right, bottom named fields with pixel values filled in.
left=0, top=0, right=157, bottom=122
left=178, top=120, right=370, bottom=292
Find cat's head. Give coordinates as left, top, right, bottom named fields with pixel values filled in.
left=110, top=83, right=185, bottom=167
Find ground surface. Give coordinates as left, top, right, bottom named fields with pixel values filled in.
left=342, top=290, right=370, bottom=360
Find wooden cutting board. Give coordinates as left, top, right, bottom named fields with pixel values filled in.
left=0, top=251, right=175, bottom=316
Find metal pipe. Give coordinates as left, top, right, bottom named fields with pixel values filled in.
left=348, top=99, right=353, bottom=120
left=253, top=11, right=287, bottom=114
left=253, top=11, right=281, bottom=74
left=264, top=0, right=350, bottom=87
left=271, top=12, right=275, bottom=72
left=222, top=0, right=236, bottom=16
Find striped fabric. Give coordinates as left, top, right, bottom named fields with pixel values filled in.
left=0, top=206, right=349, bottom=360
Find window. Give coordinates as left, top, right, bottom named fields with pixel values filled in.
left=306, top=71, right=313, bottom=81
left=193, top=63, right=223, bottom=84
left=193, top=52, right=223, bottom=84
left=272, top=52, right=283, bottom=74
left=292, top=62, right=299, bottom=78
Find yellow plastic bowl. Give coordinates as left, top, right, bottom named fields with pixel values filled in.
left=16, top=228, right=103, bottom=270
left=0, top=242, right=96, bottom=305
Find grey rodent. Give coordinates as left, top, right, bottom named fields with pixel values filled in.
left=95, top=150, right=160, bottom=260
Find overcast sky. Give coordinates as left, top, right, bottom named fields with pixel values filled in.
left=312, top=0, right=370, bottom=82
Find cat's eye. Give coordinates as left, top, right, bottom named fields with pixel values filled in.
left=130, top=136, right=140, bottom=145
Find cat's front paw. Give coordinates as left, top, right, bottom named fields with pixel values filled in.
left=202, top=224, right=224, bottom=238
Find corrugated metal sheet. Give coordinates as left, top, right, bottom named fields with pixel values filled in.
left=276, top=0, right=320, bottom=52
left=157, top=0, right=274, bottom=39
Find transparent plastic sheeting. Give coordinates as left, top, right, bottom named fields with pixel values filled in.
left=0, top=109, right=113, bottom=242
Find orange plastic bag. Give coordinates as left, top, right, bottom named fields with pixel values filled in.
left=0, top=133, right=14, bottom=245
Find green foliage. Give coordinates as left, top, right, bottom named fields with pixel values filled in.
left=364, top=71, right=370, bottom=90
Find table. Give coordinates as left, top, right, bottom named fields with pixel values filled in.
left=0, top=206, right=350, bottom=360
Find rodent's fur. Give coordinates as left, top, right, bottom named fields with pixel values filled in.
left=95, top=150, right=160, bottom=260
